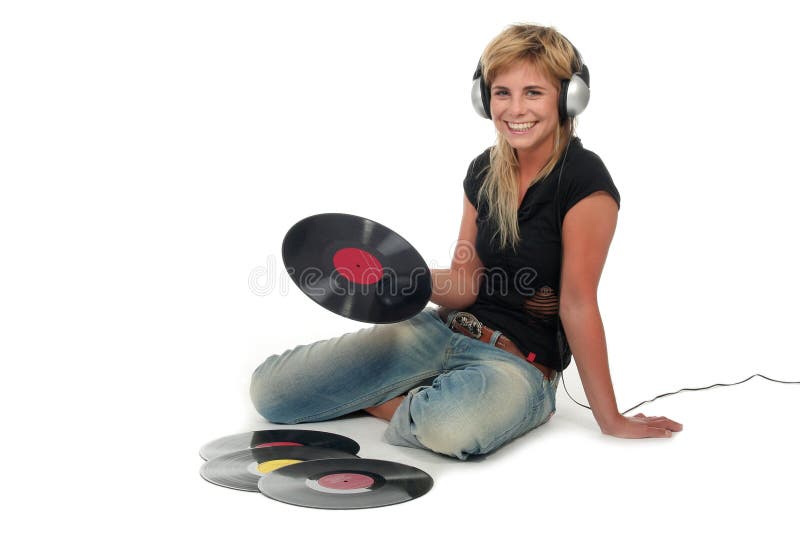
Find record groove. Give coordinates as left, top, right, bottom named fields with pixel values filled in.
left=199, top=429, right=361, bottom=461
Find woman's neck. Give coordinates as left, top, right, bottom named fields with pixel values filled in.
left=516, top=138, right=554, bottom=184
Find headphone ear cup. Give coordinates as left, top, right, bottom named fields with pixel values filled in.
left=561, top=65, right=591, bottom=121
left=471, top=62, right=492, bottom=119
left=558, top=78, right=570, bottom=122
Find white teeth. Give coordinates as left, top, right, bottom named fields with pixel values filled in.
left=508, top=121, right=534, bottom=131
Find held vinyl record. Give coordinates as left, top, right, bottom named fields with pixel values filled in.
left=199, top=429, right=361, bottom=461
left=282, top=213, right=431, bottom=323
left=258, top=458, right=434, bottom=509
left=200, top=446, right=359, bottom=492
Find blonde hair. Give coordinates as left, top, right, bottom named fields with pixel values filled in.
left=476, top=24, right=584, bottom=252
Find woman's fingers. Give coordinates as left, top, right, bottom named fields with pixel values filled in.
left=604, top=413, right=683, bottom=439
left=649, top=426, right=673, bottom=438
left=633, top=413, right=683, bottom=432
left=648, top=417, right=683, bottom=432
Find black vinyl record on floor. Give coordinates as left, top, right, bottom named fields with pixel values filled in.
left=258, top=458, right=434, bottom=509
left=200, top=446, right=359, bottom=492
left=282, top=213, right=431, bottom=323
left=199, top=429, right=361, bottom=461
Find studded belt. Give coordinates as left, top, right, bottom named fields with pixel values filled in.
left=436, top=307, right=556, bottom=381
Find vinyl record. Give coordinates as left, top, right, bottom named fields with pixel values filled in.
left=258, top=458, right=434, bottom=509
left=199, top=429, right=361, bottom=461
left=200, top=446, right=359, bottom=492
left=282, top=213, right=431, bottom=323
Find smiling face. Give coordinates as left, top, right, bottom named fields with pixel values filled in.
left=489, top=60, right=561, bottom=161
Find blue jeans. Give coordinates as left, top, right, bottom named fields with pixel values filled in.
left=249, top=307, right=559, bottom=460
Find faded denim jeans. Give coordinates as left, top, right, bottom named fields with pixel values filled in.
left=250, top=307, right=559, bottom=460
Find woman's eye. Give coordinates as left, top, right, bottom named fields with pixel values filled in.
left=493, top=90, right=509, bottom=97
left=526, top=90, right=542, bottom=97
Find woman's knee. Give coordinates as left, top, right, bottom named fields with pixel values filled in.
left=414, top=419, right=490, bottom=460
left=393, top=391, right=505, bottom=460
left=396, top=365, right=544, bottom=459
left=249, top=354, right=305, bottom=424
left=411, top=406, right=540, bottom=460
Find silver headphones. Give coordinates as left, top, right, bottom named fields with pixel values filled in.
left=470, top=44, right=590, bottom=122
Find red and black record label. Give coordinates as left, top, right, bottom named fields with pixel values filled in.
left=282, top=213, right=431, bottom=324
left=199, top=429, right=361, bottom=461
left=258, top=458, right=433, bottom=509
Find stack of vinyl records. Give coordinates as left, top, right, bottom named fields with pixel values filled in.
left=199, top=429, right=433, bottom=509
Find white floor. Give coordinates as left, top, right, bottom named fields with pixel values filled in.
left=7, top=343, right=797, bottom=533
left=201, top=374, right=800, bottom=533
left=187, top=375, right=798, bottom=534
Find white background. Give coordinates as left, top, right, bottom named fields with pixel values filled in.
left=2, top=0, right=798, bottom=531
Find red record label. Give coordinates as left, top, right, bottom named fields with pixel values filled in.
left=282, top=213, right=432, bottom=324
left=254, top=441, right=304, bottom=448
left=332, top=247, right=384, bottom=285
left=317, top=472, right=375, bottom=490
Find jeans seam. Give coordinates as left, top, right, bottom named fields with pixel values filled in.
left=291, top=370, right=442, bottom=423
left=441, top=335, right=459, bottom=368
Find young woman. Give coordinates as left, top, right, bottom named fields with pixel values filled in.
left=250, top=24, right=682, bottom=460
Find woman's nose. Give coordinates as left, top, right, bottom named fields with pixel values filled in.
left=510, top=95, right=526, bottom=115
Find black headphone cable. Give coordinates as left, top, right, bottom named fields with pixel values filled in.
left=552, top=137, right=800, bottom=417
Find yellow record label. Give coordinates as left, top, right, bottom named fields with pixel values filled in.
left=257, top=459, right=303, bottom=474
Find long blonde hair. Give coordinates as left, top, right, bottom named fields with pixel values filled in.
left=477, top=24, right=583, bottom=252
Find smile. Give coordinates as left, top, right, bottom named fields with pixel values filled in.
left=506, top=121, right=535, bottom=132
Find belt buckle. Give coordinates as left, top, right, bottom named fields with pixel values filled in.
left=452, top=312, right=483, bottom=338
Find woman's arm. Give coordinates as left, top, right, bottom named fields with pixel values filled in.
left=559, top=191, right=682, bottom=438
left=430, top=193, right=485, bottom=309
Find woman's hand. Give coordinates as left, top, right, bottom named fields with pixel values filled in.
left=601, top=413, right=683, bottom=439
